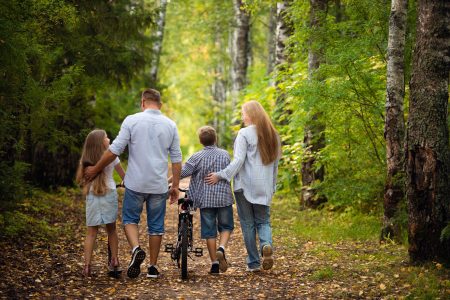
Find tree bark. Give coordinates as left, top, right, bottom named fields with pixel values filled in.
left=273, top=0, right=293, bottom=125
left=231, top=0, right=251, bottom=108
left=381, top=0, right=408, bottom=242
left=301, top=0, right=328, bottom=209
left=149, top=0, right=168, bottom=87
left=212, top=30, right=228, bottom=147
left=266, top=4, right=277, bottom=77
left=406, top=0, right=450, bottom=264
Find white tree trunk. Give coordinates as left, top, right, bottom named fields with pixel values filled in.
left=149, top=0, right=168, bottom=87
left=381, top=0, right=408, bottom=242
left=231, top=0, right=250, bottom=108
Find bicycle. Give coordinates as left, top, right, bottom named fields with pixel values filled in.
left=164, top=187, right=203, bottom=279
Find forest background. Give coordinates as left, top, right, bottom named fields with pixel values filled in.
left=0, top=0, right=449, bottom=297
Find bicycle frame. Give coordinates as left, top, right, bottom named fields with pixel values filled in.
left=164, top=188, right=202, bottom=279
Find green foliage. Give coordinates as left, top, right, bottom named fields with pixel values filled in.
left=1, top=0, right=154, bottom=205
left=0, top=189, right=72, bottom=241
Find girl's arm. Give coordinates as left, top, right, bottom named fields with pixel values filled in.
left=115, top=163, right=126, bottom=181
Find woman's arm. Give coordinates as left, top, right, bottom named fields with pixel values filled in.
left=205, top=132, right=247, bottom=184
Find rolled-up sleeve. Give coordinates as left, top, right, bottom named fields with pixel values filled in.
left=216, top=132, right=247, bottom=182
left=169, top=125, right=182, bottom=163
left=109, top=118, right=131, bottom=156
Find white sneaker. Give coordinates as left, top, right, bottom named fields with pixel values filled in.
left=246, top=266, right=261, bottom=272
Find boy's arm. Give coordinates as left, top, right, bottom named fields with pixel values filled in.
left=180, top=155, right=198, bottom=179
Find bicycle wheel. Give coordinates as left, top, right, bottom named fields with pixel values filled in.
left=181, top=217, right=188, bottom=279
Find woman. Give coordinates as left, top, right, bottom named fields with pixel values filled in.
left=205, top=100, right=280, bottom=272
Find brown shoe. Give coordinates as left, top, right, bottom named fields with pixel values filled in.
left=216, top=248, right=228, bottom=272
left=262, top=245, right=273, bottom=270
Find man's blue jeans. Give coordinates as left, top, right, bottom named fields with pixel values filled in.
left=234, top=191, right=273, bottom=269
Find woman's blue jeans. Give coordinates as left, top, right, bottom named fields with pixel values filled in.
left=234, top=191, right=273, bottom=269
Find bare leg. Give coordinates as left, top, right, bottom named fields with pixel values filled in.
left=218, top=231, right=231, bottom=249
left=206, top=238, right=217, bottom=262
left=148, top=235, right=162, bottom=265
left=106, top=223, right=119, bottom=266
left=124, top=224, right=140, bottom=250
left=84, top=226, right=99, bottom=267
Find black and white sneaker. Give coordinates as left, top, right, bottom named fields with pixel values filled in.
left=147, top=265, right=160, bottom=278
left=127, top=246, right=146, bottom=278
left=210, top=263, right=220, bottom=275
left=216, top=247, right=228, bottom=272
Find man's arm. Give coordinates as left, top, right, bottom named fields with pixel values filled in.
left=85, top=150, right=117, bottom=181
left=169, top=162, right=181, bottom=204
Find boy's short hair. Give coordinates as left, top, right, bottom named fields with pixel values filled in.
left=198, top=126, right=217, bottom=146
left=142, top=88, right=161, bottom=103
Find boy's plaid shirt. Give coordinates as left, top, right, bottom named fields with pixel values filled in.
left=180, top=146, right=233, bottom=209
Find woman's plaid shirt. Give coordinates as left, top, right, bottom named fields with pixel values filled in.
left=180, top=146, right=233, bottom=209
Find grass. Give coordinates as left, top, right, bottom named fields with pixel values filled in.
left=272, top=195, right=380, bottom=242
left=271, top=194, right=450, bottom=299
left=0, top=188, right=81, bottom=241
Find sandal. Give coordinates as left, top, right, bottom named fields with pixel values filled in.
left=108, top=257, right=122, bottom=279
left=82, top=264, right=92, bottom=277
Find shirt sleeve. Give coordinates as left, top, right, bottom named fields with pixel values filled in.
left=109, top=117, right=131, bottom=156
left=114, top=157, right=120, bottom=166
left=181, top=155, right=198, bottom=179
left=169, top=124, right=182, bottom=163
left=216, top=131, right=247, bottom=182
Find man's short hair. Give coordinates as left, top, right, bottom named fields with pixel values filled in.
left=198, top=126, right=217, bottom=146
left=142, top=88, right=161, bottom=103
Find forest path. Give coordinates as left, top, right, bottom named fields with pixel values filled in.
left=2, top=178, right=447, bottom=299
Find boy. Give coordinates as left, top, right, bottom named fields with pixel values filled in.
left=176, top=126, right=234, bottom=274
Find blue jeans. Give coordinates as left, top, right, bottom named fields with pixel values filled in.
left=234, top=191, right=273, bottom=269
left=122, top=188, right=168, bottom=235
left=200, top=205, right=234, bottom=239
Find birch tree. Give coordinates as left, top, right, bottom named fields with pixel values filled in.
left=406, top=0, right=450, bottom=263
left=149, top=0, right=168, bottom=87
left=301, top=0, right=328, bottom=208
left=231, top=0, right=251, bottom=108
left=381, top=0, right=408, bottom=242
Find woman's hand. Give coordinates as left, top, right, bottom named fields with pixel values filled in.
left=205, top=173, right=219, bottom=185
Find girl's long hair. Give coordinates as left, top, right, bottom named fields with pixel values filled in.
left=242, top=101, right=280, bottom=165
left=76, top=129, right=108, bottom=196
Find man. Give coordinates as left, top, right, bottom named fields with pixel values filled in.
left=85, top=89, right=182, bottom=279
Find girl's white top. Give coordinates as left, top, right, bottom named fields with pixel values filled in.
left=216, top=125, right=279, bottom=206
left=90, top=157, right=120, bottom=192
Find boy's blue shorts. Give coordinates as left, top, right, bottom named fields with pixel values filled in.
left=200, top=205, right=234, bottom=239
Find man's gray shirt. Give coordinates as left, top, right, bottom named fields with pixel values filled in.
left=109, top=109, right=182, bottom=194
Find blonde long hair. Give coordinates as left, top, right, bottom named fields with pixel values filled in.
left=242, top=101, right=280, bottom=165
left=76, top=129, right=108, bottom=196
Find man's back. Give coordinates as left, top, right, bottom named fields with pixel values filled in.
left=110, top=109, right=182, bottom=194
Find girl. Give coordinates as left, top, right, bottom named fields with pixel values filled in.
left=76, top=129, right=125, bottom=277
left=205, top=100, right=280, bottom=272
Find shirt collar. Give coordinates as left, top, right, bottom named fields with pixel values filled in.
left=204, top=145, right=217, bottom=150
left=144, top=109, right=162, bottom=115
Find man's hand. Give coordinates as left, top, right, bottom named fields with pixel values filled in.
left=169, top=186, right=179, bottom=204
left=205, top=173, right=219, bottom=185
left=84, top=166, right=99, bottom=182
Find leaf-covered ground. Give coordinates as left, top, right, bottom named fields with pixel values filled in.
left=1, top=181, right=449, bottom=299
